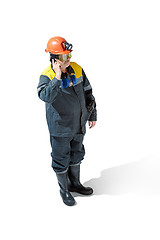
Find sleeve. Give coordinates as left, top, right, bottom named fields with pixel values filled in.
left=82, top=69, right=97, bottom=121
left=37, top=75, right=61, bottom=103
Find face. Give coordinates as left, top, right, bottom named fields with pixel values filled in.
left=52, top=53, right=72, bottom=72
left=56, top=53, right=71, bottom=68
left=55, top=58, right=70, bottom=69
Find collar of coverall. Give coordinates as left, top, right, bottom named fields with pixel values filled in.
left=51, top=64, right=75, bottom=75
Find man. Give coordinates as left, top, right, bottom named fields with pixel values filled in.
left=37, top=36, right=97, bottom=206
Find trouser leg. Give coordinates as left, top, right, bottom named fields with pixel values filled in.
left=50, top=134, right=90, bottom=203
left=50, top=134, right=85, bottom=171
left=68, top=134, right=93, bottom=195
left=70, top=134, right=85, bottom=166
left=50, top=136, right=76, bottom=205
left=50, top=136, right=72, bottom=173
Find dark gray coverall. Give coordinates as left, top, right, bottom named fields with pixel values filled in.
left=37, top=62, right=97, bottom=172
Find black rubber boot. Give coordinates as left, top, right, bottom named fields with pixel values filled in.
left=56, top=171, right=76, bottom=206
left=68, top=164, right=93, bottom=195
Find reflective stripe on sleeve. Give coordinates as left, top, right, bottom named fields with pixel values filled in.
left=84, top=84, right=92, bottom=91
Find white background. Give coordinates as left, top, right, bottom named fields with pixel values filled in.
left=1, top=0, right=160, bottom=239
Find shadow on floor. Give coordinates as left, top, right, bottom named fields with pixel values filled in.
left=83, top=155, right=160, bottom=196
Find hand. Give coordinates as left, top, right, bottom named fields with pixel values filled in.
left=54, top=59, right=70, bottom=73
left=88, top=121, right=96, bottom=129
left=52, top=59, right=62, bottom=80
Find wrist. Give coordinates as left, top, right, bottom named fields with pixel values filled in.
left=55, top=74, right=61, bottom=80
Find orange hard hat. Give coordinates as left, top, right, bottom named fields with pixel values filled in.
left=45, top=36, right=73, bottom=55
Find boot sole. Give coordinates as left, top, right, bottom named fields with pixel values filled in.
left=69, top=188, right=93, bottom=195
left=60, top=192, right=76, bottom=206
left=63, top=200, right=76, bottom=206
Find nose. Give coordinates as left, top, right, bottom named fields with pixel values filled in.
left=64, top=59, right=70, bottom=63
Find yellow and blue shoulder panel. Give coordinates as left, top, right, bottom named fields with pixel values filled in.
left=41, top=62, right=82, bottom=81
